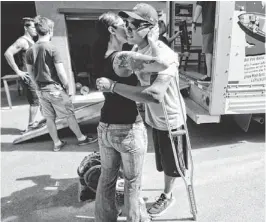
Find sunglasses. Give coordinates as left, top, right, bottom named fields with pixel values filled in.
left=125, top=20, right=152, bottom=33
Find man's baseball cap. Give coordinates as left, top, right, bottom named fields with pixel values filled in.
left=119, top=3, right=158, bottom=26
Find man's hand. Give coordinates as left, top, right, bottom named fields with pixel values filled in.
left=96, top=77, right=114, bottom=92
left=192, top=23, right=196, bottom=33
left=147, top=24, right=159, bottom=42
left=64, top=84, right=70, bottom=95
left=17, top=70, right=30, bottom=82
left=174, top=31, right=182, bottom=38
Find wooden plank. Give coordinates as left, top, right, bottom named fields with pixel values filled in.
left=72, top=92, right=104, bottom=104
left=1, top=74, right=20, bottom=81
left=184, top=98, right=220, bottom=124
left=179, top=78, right=190, bottom=90
left=13, top=101, right=104, bottom=144
left=3, top=80, right=12, bottom=109
left=180, top=70, right=205, bottom=80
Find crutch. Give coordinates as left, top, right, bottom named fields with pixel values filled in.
left=161, top=75, right=197, bottom=221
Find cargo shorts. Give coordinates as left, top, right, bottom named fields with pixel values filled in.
left=37, top=83, right=74, bottom=119
left=202, top=33, right=214, bottom=54
left=152, top=126, right=188, bottom=177
left=20, top=76, right=39, bottom=106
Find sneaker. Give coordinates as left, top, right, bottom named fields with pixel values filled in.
left=78, top=135, right=98, bottom=146
left=54, top=141, right=67, bottom=152
left=148, top=193, right=176, bottom=217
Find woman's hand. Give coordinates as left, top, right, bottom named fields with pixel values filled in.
left=96, top=77, right=114, bottom=92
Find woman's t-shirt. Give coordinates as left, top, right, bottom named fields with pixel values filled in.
left=100, top=51, right=142, bottom=124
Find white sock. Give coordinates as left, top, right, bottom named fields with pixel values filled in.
left=54, top=141, right=62, bottom=147
left=78, top=135, right=86, bottom=141
left=164, top=192, right=172, bottom=199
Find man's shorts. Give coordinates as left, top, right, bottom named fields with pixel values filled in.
left=37, top=84, right=74, bottom=119
left=202, top=33, right=214, bottom=54
left=152, top=127, right=188, bottom=177
left=20, top=77, right=39, bottom=106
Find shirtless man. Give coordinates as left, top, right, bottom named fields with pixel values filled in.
left=4, top=17, right=44, bottom=132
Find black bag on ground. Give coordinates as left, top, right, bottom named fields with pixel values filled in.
left=77, top=151, right=125, bottom=202
left=77, top=152, right=101, bottom=201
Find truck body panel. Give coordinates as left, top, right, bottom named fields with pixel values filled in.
left=169, top=1, right=266, bottom=124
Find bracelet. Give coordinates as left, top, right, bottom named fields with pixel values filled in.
left=192, top=21, right=197, bottom=24
left=110, top=81, right=117, bottom=93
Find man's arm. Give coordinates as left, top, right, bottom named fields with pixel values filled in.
left=52, top=47, right=72, bottom=95
left=167, top=31, right=181, bottom=45
left=54, top=63, right=70, bottom=93
left=192, top=3, right=202, bottom=32
left=193, top=3, right=202, bottom=23
left=113, top=26, right=173, bottom=78
left=142, top=64, right=176, bottom=103
left=4, top=38, right=30, bottom=80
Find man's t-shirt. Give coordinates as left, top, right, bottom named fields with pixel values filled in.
left=134, top=41, right=186, bottom=131
left=196, top=1, right=216, bottom=34
left=26, top=41, right=63, bottom=86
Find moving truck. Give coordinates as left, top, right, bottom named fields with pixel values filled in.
left=167, top=1, right=265, bottom=131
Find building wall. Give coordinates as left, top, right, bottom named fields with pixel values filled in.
left=34, top=1, right=166, bottom=94
left=1, top=1, right=36, bottom=77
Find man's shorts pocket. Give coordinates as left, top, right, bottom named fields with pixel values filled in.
left=49, top=91, right=62, bottom=99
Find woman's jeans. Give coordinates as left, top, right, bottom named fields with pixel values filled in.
left=95, top=121, right=149, bottom=222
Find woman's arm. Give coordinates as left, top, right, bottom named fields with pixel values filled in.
left=113, top=25, right=173, bottom=77
left=113, top=50, right=170, bottom=77
left=97, top=64, right=177, bottom=104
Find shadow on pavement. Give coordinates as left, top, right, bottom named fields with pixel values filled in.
left=1, top=127, right=23, bottom=135
left=186, top=116, right=265, bottom=149
left=1, top=175, right=96, bottom=222
left=1, top=174, right=193, bottom=222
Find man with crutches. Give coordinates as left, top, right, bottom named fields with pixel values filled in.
left=96, top=3, right=197, bottom=219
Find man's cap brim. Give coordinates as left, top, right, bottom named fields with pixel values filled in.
left=118, top=11, right=146, bottom=21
